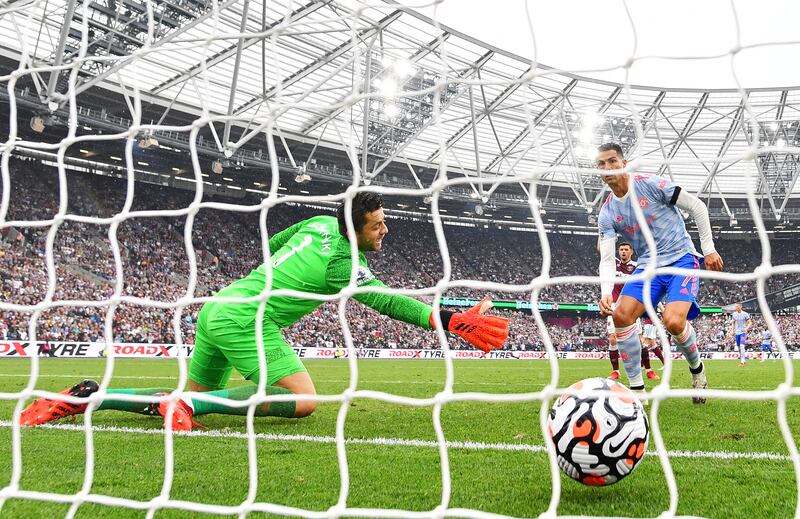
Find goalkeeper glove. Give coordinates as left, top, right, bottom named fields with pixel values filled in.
left=430, top=297, right=509, bottom=353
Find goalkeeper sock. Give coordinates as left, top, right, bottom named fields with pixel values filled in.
left=615, top=324, right=643, bottom=388
left=192, top=385, right=296, bottom=418
left=97, top=388, right=172, bottom=414
left=671, top=322, right=701, bottom=370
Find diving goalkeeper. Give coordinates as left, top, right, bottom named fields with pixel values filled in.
left=21, top=193, right=509, bottom=430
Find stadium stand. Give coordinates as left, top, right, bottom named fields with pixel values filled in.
left=2, top=158, right=798, bottom=350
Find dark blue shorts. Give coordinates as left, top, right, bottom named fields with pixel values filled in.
left=620, top=253, right=702, bottom=320
left=736, top=333, right=747, bottom=346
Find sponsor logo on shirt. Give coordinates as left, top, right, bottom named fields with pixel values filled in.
left=639, top=196, right=649, bottom=209
left=356, top=266, right=375, bottom=285
left=623, top=215, right=658, bottom=236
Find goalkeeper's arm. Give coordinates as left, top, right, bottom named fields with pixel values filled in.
left=326, top=260, right=508, bottom=352
left=268, top=220, right=306, bottom=255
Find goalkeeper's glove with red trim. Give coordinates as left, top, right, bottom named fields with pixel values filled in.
left=430, top=297, right=510, bottom=353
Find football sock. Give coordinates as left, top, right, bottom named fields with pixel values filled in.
left=98, top=388, right=172, bottom=414
left=738, top=343, right=746, bottom=362
left=671, top=322, right=701, bottom=370
left=652, top=345, right=665, bottom=364
left=609, top=348, right=620, bottom=371
left=689, top=362, right=704, bottom=375
left=191, top=384, right=297, bottom=418
left=615, top=324, right=643, bottom=388
left=641, top=346, right=652, bottom=370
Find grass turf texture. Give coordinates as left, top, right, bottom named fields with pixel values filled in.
left=0, top=358, right=797, bottom=518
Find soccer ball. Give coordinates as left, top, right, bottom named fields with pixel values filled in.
left=547, top=377, right=649, bottom=486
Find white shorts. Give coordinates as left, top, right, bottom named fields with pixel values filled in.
left=608, top=315, right=642, bottom=335
left=643, top=323, right=657, bottom=340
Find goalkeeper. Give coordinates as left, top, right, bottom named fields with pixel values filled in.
left=21, top=193, right=509, bottom=430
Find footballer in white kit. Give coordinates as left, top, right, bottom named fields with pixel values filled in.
left=596, top=143, right=724, bottom=404
left=731, top=303, right=751, bottom=366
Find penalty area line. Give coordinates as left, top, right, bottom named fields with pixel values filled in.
left=0, top=420, right=790, bottom=462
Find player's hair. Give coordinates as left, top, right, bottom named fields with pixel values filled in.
left=618, top=241, right=632, bottom=250
left=337, top=192, right=384, bottom=235
left=597, top=142, right=624, bottom=158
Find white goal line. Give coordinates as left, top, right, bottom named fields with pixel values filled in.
left=0, top=420, right=789, bottom=463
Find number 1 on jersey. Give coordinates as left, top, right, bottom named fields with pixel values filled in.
left=272, top=235, right=313, bottom=268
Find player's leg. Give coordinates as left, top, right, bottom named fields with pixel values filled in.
left=21, top=303, right=230, bottom=426
left=607, top=316, right=620, bottom=379
left=611, top=295, right=647, bottom=392
left=644, top=323, right=665, bottom=367
left=176, top=314, right=315, bottom=423
left=19, top=379, right=176, bottom=425
left=736, top=333, right=747, bottom=366
left=760, top=342, right=771, bottom=362
left=662, top=254, right=707, bottom=404
left=641, top=343, right=660, bottom=381
left=613, top=269, right=669, bottom=396
left=650, top=333, right=666, bottom=369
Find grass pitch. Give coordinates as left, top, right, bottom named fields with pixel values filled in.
left=0, top=358, right=797, bottom=518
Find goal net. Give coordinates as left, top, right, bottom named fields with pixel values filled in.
left=0, top=0, right=798, bottom=517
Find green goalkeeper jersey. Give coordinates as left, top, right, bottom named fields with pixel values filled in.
left=212, top=215, right=433, bottom=330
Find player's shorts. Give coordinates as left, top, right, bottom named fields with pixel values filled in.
left=643, top=323, right=657, bottom=341
left=620, top=253, right=702, bottom=320
left=735, top=333, right=747, bottom=346
left=189, top=302, right=307, bottom=389
left=607, top=314, right=641, bottom=335
left=761, top=343, right=772, bottom=351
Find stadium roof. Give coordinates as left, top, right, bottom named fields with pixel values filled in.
left=408, top=0, right=800, bottom=91
left=1, top=0, right=799, bottom=222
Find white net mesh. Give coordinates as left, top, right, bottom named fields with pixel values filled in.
left=1, top=0, right=799, bottom=517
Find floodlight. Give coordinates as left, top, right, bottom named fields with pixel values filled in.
left=394, top=60, right=416, bottom=78
left=384, top=104, right=400, bottom=118
left=30, top=115, right=45, bottom=133
left=294, top=166, right=311, bottom=183
left=379, top=79, right=398, bottom=95
left=582, top=111, right=602, bottom=127
left=138, top=136, right=159, bottom=149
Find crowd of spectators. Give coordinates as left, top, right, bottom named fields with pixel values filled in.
left=2, top=158, right=800, bottom=352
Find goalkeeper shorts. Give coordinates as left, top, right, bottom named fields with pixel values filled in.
left=189, top=303, right=307, bottom=389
